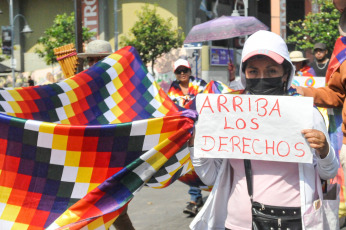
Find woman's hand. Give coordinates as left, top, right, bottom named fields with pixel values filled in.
left=301, top=129, right=329, bottom=159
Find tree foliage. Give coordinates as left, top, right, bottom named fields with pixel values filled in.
left=120, top=4, right=185, bottom=75
left=35, top=12, right=95, bottom=65
left=287, top=0, right=340, bottom=52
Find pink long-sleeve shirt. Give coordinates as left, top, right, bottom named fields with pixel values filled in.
left=225, top=159, right=300, bottom=230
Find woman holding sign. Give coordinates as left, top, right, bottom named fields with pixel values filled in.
left=189, top=30, right=339, bottom=230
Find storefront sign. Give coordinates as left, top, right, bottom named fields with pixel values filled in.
left=210, top=48, right=233, bottom=66
left=1, top=26, right=12, bottom=55
left=82, top=0, right=99, bottom=39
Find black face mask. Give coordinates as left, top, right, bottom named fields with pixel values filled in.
left=245, top=77, right=286, bottom=95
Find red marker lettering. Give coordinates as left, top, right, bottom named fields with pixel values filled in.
left=265, top=140, right=275, bottom=155
left=224, top=117, right=234, bottom=129
left=250, top=118, right=259, bottom=130
left=255, top=98, right=268, bottom=117
left=201, top=136, right=215, bottom=152
left=242, top=137, right=251, bottom=154
left=269, top=99, right=281, bottom=117
left=233, top=96, right=243, bottom=112
left=230, top=136, right=241, bottom=152
left=294, top=142, right=305, bottom=157
left=277, top=141, right=290, bottom=157
left=236, top=118, right=246, bottom=129
left=217, top=95, right=229, bottom=112
left=199, top=96, right=214, bottom=114
left=252, top=139, right=262, bottom=155
left=218, top=137, right=229, bottom=152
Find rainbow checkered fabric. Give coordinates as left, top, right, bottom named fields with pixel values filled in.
left=0, top=46, right=195, bottom=229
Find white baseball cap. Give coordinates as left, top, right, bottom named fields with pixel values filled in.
left=240, top=30, right=295, bottom=90
left=242, top=49, right=284, bottom=64
left=173, top=59, right=191, bottom=72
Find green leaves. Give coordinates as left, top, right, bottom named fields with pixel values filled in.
left=120, top=4, right=185, bottom=75
left=287, top=0, right=340, bottom=52
left=35, top=12, right=95, bottom=65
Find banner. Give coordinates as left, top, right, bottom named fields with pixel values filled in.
left=292, top=76, right=326, bottom=88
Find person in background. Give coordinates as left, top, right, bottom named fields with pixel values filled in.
left=77, top=40, right=113, bottom=67
left=289, top=51, right=317, bottom=76
left=309, top=42, right=330, bottom=77
left=78, top=40, right=135, bottom=230
left=168, top=58, right=207, bottom=216
left=168, top=58, right=207, bottom=107
left=228, top=60, right=244, bottom=90
left=294, top=0, right=346, bottom=194
left=189, top=30, right=338, bottom=230
left=28, top=76, right=34, bottom=86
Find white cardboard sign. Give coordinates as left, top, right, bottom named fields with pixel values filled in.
left=195, top=94, right=314, bottom=163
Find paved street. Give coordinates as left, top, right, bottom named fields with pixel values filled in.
left=128, top=181, right=208, bottom=230
left=112, top=181, right=346, bottom=230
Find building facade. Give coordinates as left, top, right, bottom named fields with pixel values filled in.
left=0, top=0, right=319, bottom=84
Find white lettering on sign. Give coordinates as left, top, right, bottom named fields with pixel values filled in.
left=195, top=94, right=314, bottom=163
left=82, top=0, right=99, bottom=39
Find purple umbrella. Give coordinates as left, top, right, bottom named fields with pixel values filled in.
left=184, top=15, right=269, bottom=43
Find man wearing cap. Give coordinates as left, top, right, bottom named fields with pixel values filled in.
left=295, top=0, right=346, bottom=189
left=168, top=58, right=207, bottom=216
left=310, top=43, right=330, bottom=77
left=289, top=51, right=316, bottom=77
left=78, top=40, right=135, bottom=230
left=77, top=40, right=113, bottom=68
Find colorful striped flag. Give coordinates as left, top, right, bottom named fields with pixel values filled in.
left=327, top=107, right=346, bottom=217
left=0, top=46, right=196, bottom=229
left=296, top=65, right=317, bottom=77
left=325, top=36, right=346, bottom=83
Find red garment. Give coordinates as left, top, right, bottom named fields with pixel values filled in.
left=296, top=65, right=316, bottom=77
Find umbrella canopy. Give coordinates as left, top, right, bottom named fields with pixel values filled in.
left=184, top=15, right=269, bottom=43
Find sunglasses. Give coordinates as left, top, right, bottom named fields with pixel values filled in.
left=174, top=68, right=190, bottom=74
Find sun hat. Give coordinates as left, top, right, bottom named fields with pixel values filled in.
left=289, top=51, right=307, bottom=62
left=77, top=40, right=113, bottom=58
left=339, top=10, right=346, bottom=36
left=173, top=59, right=191, bottom=72
left=313, top=42, right=327, bottom=51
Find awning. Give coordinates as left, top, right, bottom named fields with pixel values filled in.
left=0, top=63, right=19, bottom=73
